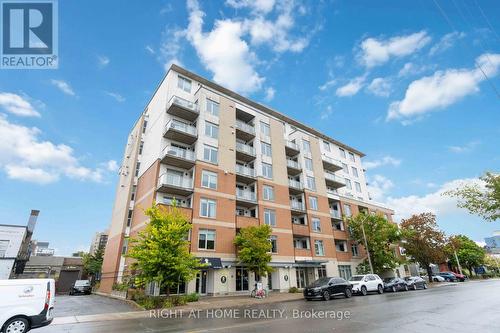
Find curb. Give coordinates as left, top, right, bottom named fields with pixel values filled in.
left=92, top=291, right=145, bottom=310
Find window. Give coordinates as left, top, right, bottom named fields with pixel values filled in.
left=262, top=163, right=273, bottom=179
left=198, top=229, right=215, bottom=250
left=312, top=218, right=321, bottom=232
left=204, top=121, right=218, bottom=139
left=126, top=209, right=133, bottom=227
left=342, top=163, right=349, bottom=174
left=200, top=198, right=216, bottom=218
left=333, top=220, right=344, bottom=231
left=303, top=140, right=311, bottom=153
left=264, top=209, right=276, bottom=226
left=323, top=141, right=331, bottom=152
left=309, top=196, right=318, bottom=210
left=338, top=265, right=352, bottom=280
left=355, top=181, right=362, bottom=193
left=142, top=120, right=148, bottom=134
left=130, top=185, right=137, bottom=201
left=306, top=176, right=316, bottom=191
left=139, top=141, right=144, bottom=155
left=345, top=179, right=352, bottom=190
left=0, top=240, right=9, bottom=258
left=339, top=148, right=346, bottom=159
left=318, top=267, right=327, bottom=278
left=349, top=152, right=355, bottom=162
left=351, top=167, right=358, bottom=178
left=203, top=145, right=218, bottom=164
left=201, top=170, right=217, bottom=189
left=270, top=236, right=278, bottom=253
left=294, top=238, right=309, bottom=249
left=305, top=158, right=313, bottom=171
left=261, top=142, right=272, bottom=157
left=314, top=240, right=325, bottom=256
left=343, top=204, right=352, bottom=217
left=351, top=244, right=359, bottom=257
left=135, top=162, right=140, bottom=177
left=336, top=241, right=347, bottom=252
left=263, top=185, right=275, bottom=201
left=121, top=239, right=128, bottom=255
left=206, top=99, right=219, bottom=116
left=177, top=76, right=192, bottom=92
left=260, top=121, right=270, bottom=137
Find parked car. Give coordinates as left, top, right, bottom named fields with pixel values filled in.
left=303, top=277, right=353, bottom=300
left=0, top=278, right=55, bottom=333
left=430, top=275, right=445, bottom=282
left=349, top=274, right=384, bottom=296
left=444, top=271, right=467, bottom=282
left=69, top=280, right=92, bottom=295
left=404, top=276, right=428, bottom=290
left=383, top=277, right=408, bottom=292
left=436, top=272, right=457, bottom=282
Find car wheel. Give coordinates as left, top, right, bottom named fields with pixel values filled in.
left=413, top=284, right=417, bottom=290
left=4, top=317, right=29, bottom=333
left=391, top=286, right=396, bottom=292
left=404, top=284, right=409, bottom=291
left=323, top=290, right=330, bottom=301
left=360, top=286, right=367, bottom=296
left=423, top=283, right=428, bottom=289
left=377, top=284, right=383, bottom=294
left=345, top=288, right=352, bottom=298
left=445, top=278, right=450, bottom=282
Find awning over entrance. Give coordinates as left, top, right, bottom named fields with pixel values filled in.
left=269, top=262, right=296, bottom=268
left=198, top=257, right=223, bottom=269
left=294, top=260, right=327, bottom=268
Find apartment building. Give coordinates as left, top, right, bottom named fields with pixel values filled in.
left=89, top=231, right=109, bottom=255
left=100, top=65, right=396, bottom=296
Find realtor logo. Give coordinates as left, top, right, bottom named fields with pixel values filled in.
left=1, top=0, right=58, bottom=69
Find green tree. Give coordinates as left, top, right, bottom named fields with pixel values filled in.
left=346, top=213, right=401, bottom=274
left=484, top=254, right=500, bottom=273
left=82, top=248, right=104, bottom=283
left=234, top=225, right=273, bottom=281
left=400, top=213, right=447, bottom=283
left=447, top=235, right=486, bottom=276
left=127, top=204, right=201, bottom=296
left=444, top=172, right=500, bottom=222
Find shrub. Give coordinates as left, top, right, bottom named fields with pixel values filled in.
left=288, top=287, right=300, bottom=293
left=112, top=283, right=129, bottom=292
left=184, top=293, right=199, bottom=302
left=163, top=299, right=173, bottom=308
left=169, top=295, right=187, bottom=306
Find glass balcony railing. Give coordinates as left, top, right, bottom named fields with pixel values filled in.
left=158, top=173, right=193, bottom=189
left=287, top=159, right=301, bottom=169
left=285, top=140, right=299, bottom=151
left=322, top=155, right=343, bottom=168
left=325, top=173, right=345, bottom=184
left=162, top=146, right=195, bottom=161
left=288, top=179, right=303, bottom=190
left=290, top=201, right=305, bottom=211
left=236, top=189, right=257, bottom=202
left=236, top=142, right=256, bottom=156
left=165, top=119, right=197, bottom=136
left=330, top=209, right=342, bottom=219
left=235, top=120, right=255, bottom=134
left=168, top=95, right=199, bottom=113
left=235, top=164, right=255, bottom=177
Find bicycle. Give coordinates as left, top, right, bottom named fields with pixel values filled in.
left=250, top=287, right=267, bottom=298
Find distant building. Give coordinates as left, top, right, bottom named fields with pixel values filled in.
left=0, top=210, right=39, bottom=279
left=485, top=231, right=500, bottom=255
left=89, top=231, right=108, bottom=255
left=31, top=240, right=55, bottom=257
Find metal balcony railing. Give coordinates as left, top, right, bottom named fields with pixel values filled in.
left=235, top=164, right=255, bottom=177
left=158, top=173, right=193, bottom=189
left=236, top=142, right=256, bottom=156
left=235, top=120, right=255, bottom=134
left=290, top=201, right=305, bottom=211
left=162, top=146, right=195, bottom=161
left=236, top=189, right=257, bottom=202
left=164, top=119, right=197, bottom=136
left=287, top=159, right=301, bottom=169
left=168, top=95, right=199, bottom=113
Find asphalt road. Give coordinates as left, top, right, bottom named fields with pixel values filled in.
left=39, top=280, right=500, bottom=333
left=52, top=294, right=137, bottom=317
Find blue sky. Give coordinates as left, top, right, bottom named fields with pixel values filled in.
left=0, top=0, right=499, bottom=255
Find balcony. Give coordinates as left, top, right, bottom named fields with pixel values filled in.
left=235, top=120, right=256, bottom=141
left=157, top=173, right=193, bottom=196
left=292, top=223, right=310, bottom=236
left=163, top=119, right=197, bottom=145
left=285, top=140, right=300, bottom=156
left=290, top=201, right=306, bottom=214
left=294, top=248, right=312, bottom=258
left=235, top=164, right=256, bottom=184
left=161, top=146, right=195, bottom=169
left=324, top=173, right=346, bottom=188
left=322, top=155, right=343, bottom=172
left=236, top=189, right=257, bottom=207
left=330, top=209, right=342, bottom=220
left=286, top=159, right=302, bottom=176
left=236, top=215, right=259, bottom=228
left=166, top=96, right=199, bottom=121
left=235, top=142, right=256, bottom=162
left=288, top=178, right=304, bottom=194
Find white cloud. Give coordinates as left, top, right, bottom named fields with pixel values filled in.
left=364, top=155, right=401, bottom=169
left=318, top=79, right=337, bottom=91
left=429, top=32, right=465, bottom=56
left=226, top=0, right=276, bottom=14
left=0, top=93, right=40, bottom=117
left=50, top=80, right=76, bottom=96
left=186, top=0, right=264, bottom=93
left=264, top=87, right=275, bottom=101
left=367, top=174, right=394, bottom=201
left=387, top=53, right=500, bottom=122
left=0, top=114, right=107, bottom=184
left=160, top=27, right=185, bottom=71
left=367, top=77, right=392, bottom=97
left=358, top=31, right=431, bottom=68
left=448, top=140, right=480, bottom=153
left=320, top=105, right=333, bottom=120
left=145, top=45, right=155, bottom=55
left=105, top=91, right=125, bottom=103
left=335, top=75, right=366, bottom=97
left=106, top=160, right=119, bottom=172
left=398, top=62, right=435, bottom=77
left=97, top=55, right=110, bottom=67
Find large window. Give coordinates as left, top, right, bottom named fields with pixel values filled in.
left=270, top=236, right=278, bottom=253
left=336, top=240, right=347, bottom=252
left=126, top=209, right=133, bottom=227
left=178, top=76, right=192, bottom=93
left=349, top=152, right=355, bottom=162
left=338, top=265, right=352, bottom=280
left=305, top=158, right=313, bottom=171
left=306, top=176, right=316, bottom=191
left=323, top=141, right=331, bottom=152
left=345, top=179, right=352, bottom=190
left=204, top=121, right=219, bottom=139
left=264, top=209, right=276, bottom=226
left=355, top=181, right=362, bottom=193
left=201, top=170, right=217, bottom=190
left=312, top=218, right=321, bottom=232
left=260, top=121, right=270, bottom=137
left=198, top=229, right=215, bottom=250
left=303, top=140, right=311, bottom=153
left=314, top=240, right=325, bottom=256
left=351, top=243, right=359, bottom=257
left=262, top=163, right=273, bottom=179
left=200, top=198, right=216, bottom=218
left=339, top=148, right=346, bottom=159
left=342, top=163, right=349, bottom=174
left=343, top=204, right=352, bottom=217
left=263, top=185, right=275, bottom=201
left=309, top=196, right=318, bottom=210
left=351, top=167, right=358, bottom=178
left=135, top=162, right=140, bottom=177
left=261, top=142, right=272, bottom=157
left=294, top=238, right=309, bottom=249
left=206, top=99, right=220, bottom=117
left=203, top=145, right=218, bottom=164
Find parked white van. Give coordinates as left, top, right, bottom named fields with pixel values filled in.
left=0, top=279, right=55, bottom=333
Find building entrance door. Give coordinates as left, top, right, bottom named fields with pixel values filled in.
left=296, top=268, right=307, bottom=288
left=235, top=267, right=249, bottom=291
left=196, top=270, right=208, bottom=295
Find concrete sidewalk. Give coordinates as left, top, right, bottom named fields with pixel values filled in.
left=52, top=292, right=304, bottom=326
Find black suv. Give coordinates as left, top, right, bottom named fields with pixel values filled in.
left=69, top=280, right=92, bottom=295
left=303, top=277, right=353, bottom=301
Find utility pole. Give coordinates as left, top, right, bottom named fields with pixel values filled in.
left=360, top=215, right=374, bottom=274
left=450, top=237, right=463, bottom=275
